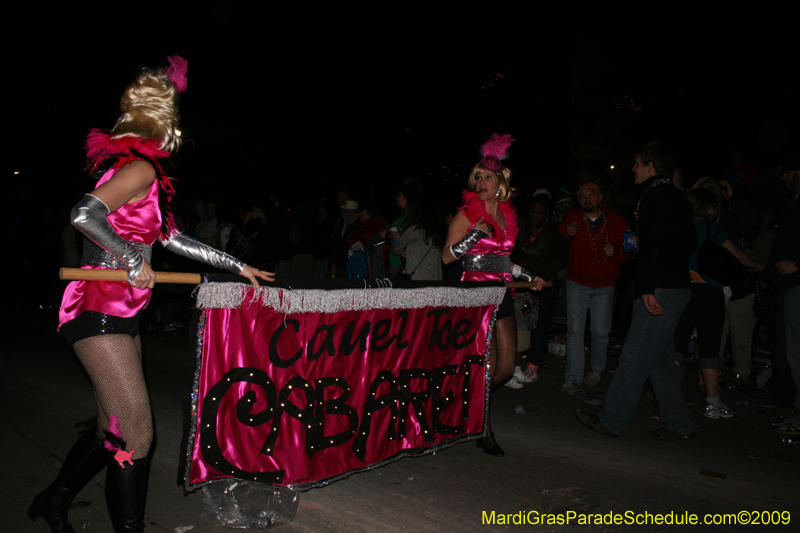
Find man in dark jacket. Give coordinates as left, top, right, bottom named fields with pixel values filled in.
left=576, top=142, right=697, bottom=439
left=764, top=155, right=800, bottom=434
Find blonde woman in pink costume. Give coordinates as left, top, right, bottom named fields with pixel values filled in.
left=443, top=134, right=544, bottom=456
left=28, top=57, right=272, bottom=533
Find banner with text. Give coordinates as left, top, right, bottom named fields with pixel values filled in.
left=186, top=283, right=504, bottom=489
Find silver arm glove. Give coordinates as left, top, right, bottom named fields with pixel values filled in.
left=71, top=194, right=145, bottom=284
left=449, top=228, right=490, bottom=259
left=160, top=232, right=245, bottom=274
left=511, top=263, right=539, bottom=282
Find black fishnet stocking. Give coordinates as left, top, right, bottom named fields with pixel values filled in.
left=73, top=334, right=152, bottom=460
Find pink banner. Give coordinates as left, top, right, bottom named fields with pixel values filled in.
left=186, top=285, right=501, bottom=489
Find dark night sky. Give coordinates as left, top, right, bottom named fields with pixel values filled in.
left=7, top=4, right=799, bottom=207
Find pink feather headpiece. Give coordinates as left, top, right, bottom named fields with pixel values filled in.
left=479, top=133, right=514, bottom=173
left=166, top=55, right=188, bottom=93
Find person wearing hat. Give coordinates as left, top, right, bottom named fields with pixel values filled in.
left=553, top=188, right=573, bottom=224
left=330, top=199, right=362, bottom=277
left=558, top=182, right=630, bottom=394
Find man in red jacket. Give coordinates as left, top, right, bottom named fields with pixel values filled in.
left=559, top=183, right=630, bottom=394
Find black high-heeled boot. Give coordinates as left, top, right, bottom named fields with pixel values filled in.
left=28, top=428, right=109, bottom=533
left=106, top=456, right=149, bottom=533
left=476, top=432, right=505, bottom=457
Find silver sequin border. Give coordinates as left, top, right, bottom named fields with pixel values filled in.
left=195, top=283, right=506, bottom=314
left=184, top=309, right=207, bottom=492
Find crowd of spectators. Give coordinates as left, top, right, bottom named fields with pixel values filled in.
left=14, top=142, right=800, bottom=440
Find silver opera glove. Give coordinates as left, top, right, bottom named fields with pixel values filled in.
left=449, top=228, right=490, bottom=260
left=511, top=263, right=538, bottom=283
left=71, top=194, right=146, bottom=284
left=160, top=232, right=245, bottom=274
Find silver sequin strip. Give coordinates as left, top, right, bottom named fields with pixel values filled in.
left=462, top=254, right=510, bottom=273
left=183, top=309, right=206, bottom=492
left=195, top=283, right=506, bottom=314
left=81, top=239, right=153, bottom=269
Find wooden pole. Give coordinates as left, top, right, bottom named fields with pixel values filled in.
left=59, top=268, right=202, bottom=285
left=506, top=280, right=553, bottom=289
left=60, top=268, right=551, bottom=289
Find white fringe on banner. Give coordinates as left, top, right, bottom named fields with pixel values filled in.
left=195, top=283, right=506, bottom=314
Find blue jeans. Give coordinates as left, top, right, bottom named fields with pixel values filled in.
left=782, top=286, right=800, bottom=426
left=565, top=280, right=615, bottom=383
left=599, top=288, right=694, bottom=435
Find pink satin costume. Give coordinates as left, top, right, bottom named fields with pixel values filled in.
left=459, top=191, right=519, bottom=283
left=58, top=169, right=162, bottom=329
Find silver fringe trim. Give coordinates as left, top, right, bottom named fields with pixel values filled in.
left=195, top=283, right=506, bottom=314
left=81, top=239, right=153, bottom=269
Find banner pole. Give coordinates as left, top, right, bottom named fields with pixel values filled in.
left=506, top=280, right=553, bottom=289
left=60, top=268, right=551, bottom=289
left=59, top=267, right=203, bottom=285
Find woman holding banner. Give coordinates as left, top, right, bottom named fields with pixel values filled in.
left=28, top=57, right=272, bottom=533
left=443, top=133, right=544, bottom=456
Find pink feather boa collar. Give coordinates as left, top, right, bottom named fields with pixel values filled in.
left=460, top=191, right=519, bottom=242
left=86, top=129, right=170, bottom=172
left=85, top=129, right=178, bottom=239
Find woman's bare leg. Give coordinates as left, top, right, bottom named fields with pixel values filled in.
left=492, top=315, right=517, bottom=388
left=480, top=315, right=518, bottom=457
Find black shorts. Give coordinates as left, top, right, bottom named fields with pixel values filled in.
left=61, top=311, right=141, bottom=345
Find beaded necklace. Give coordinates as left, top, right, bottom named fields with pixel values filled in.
left=584, top=209, right=609, bottom=264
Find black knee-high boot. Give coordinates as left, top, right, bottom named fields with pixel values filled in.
left=28, top=428, right=110, bottom=533
left=106, top=456, right=148, bottom=533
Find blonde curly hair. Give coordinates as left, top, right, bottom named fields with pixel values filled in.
left=466, top=163, right=513, bottom=203
left=111, top=66, right=181, bottom=152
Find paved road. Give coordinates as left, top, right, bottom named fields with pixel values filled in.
left=3, top=308, right=798, bottom=532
